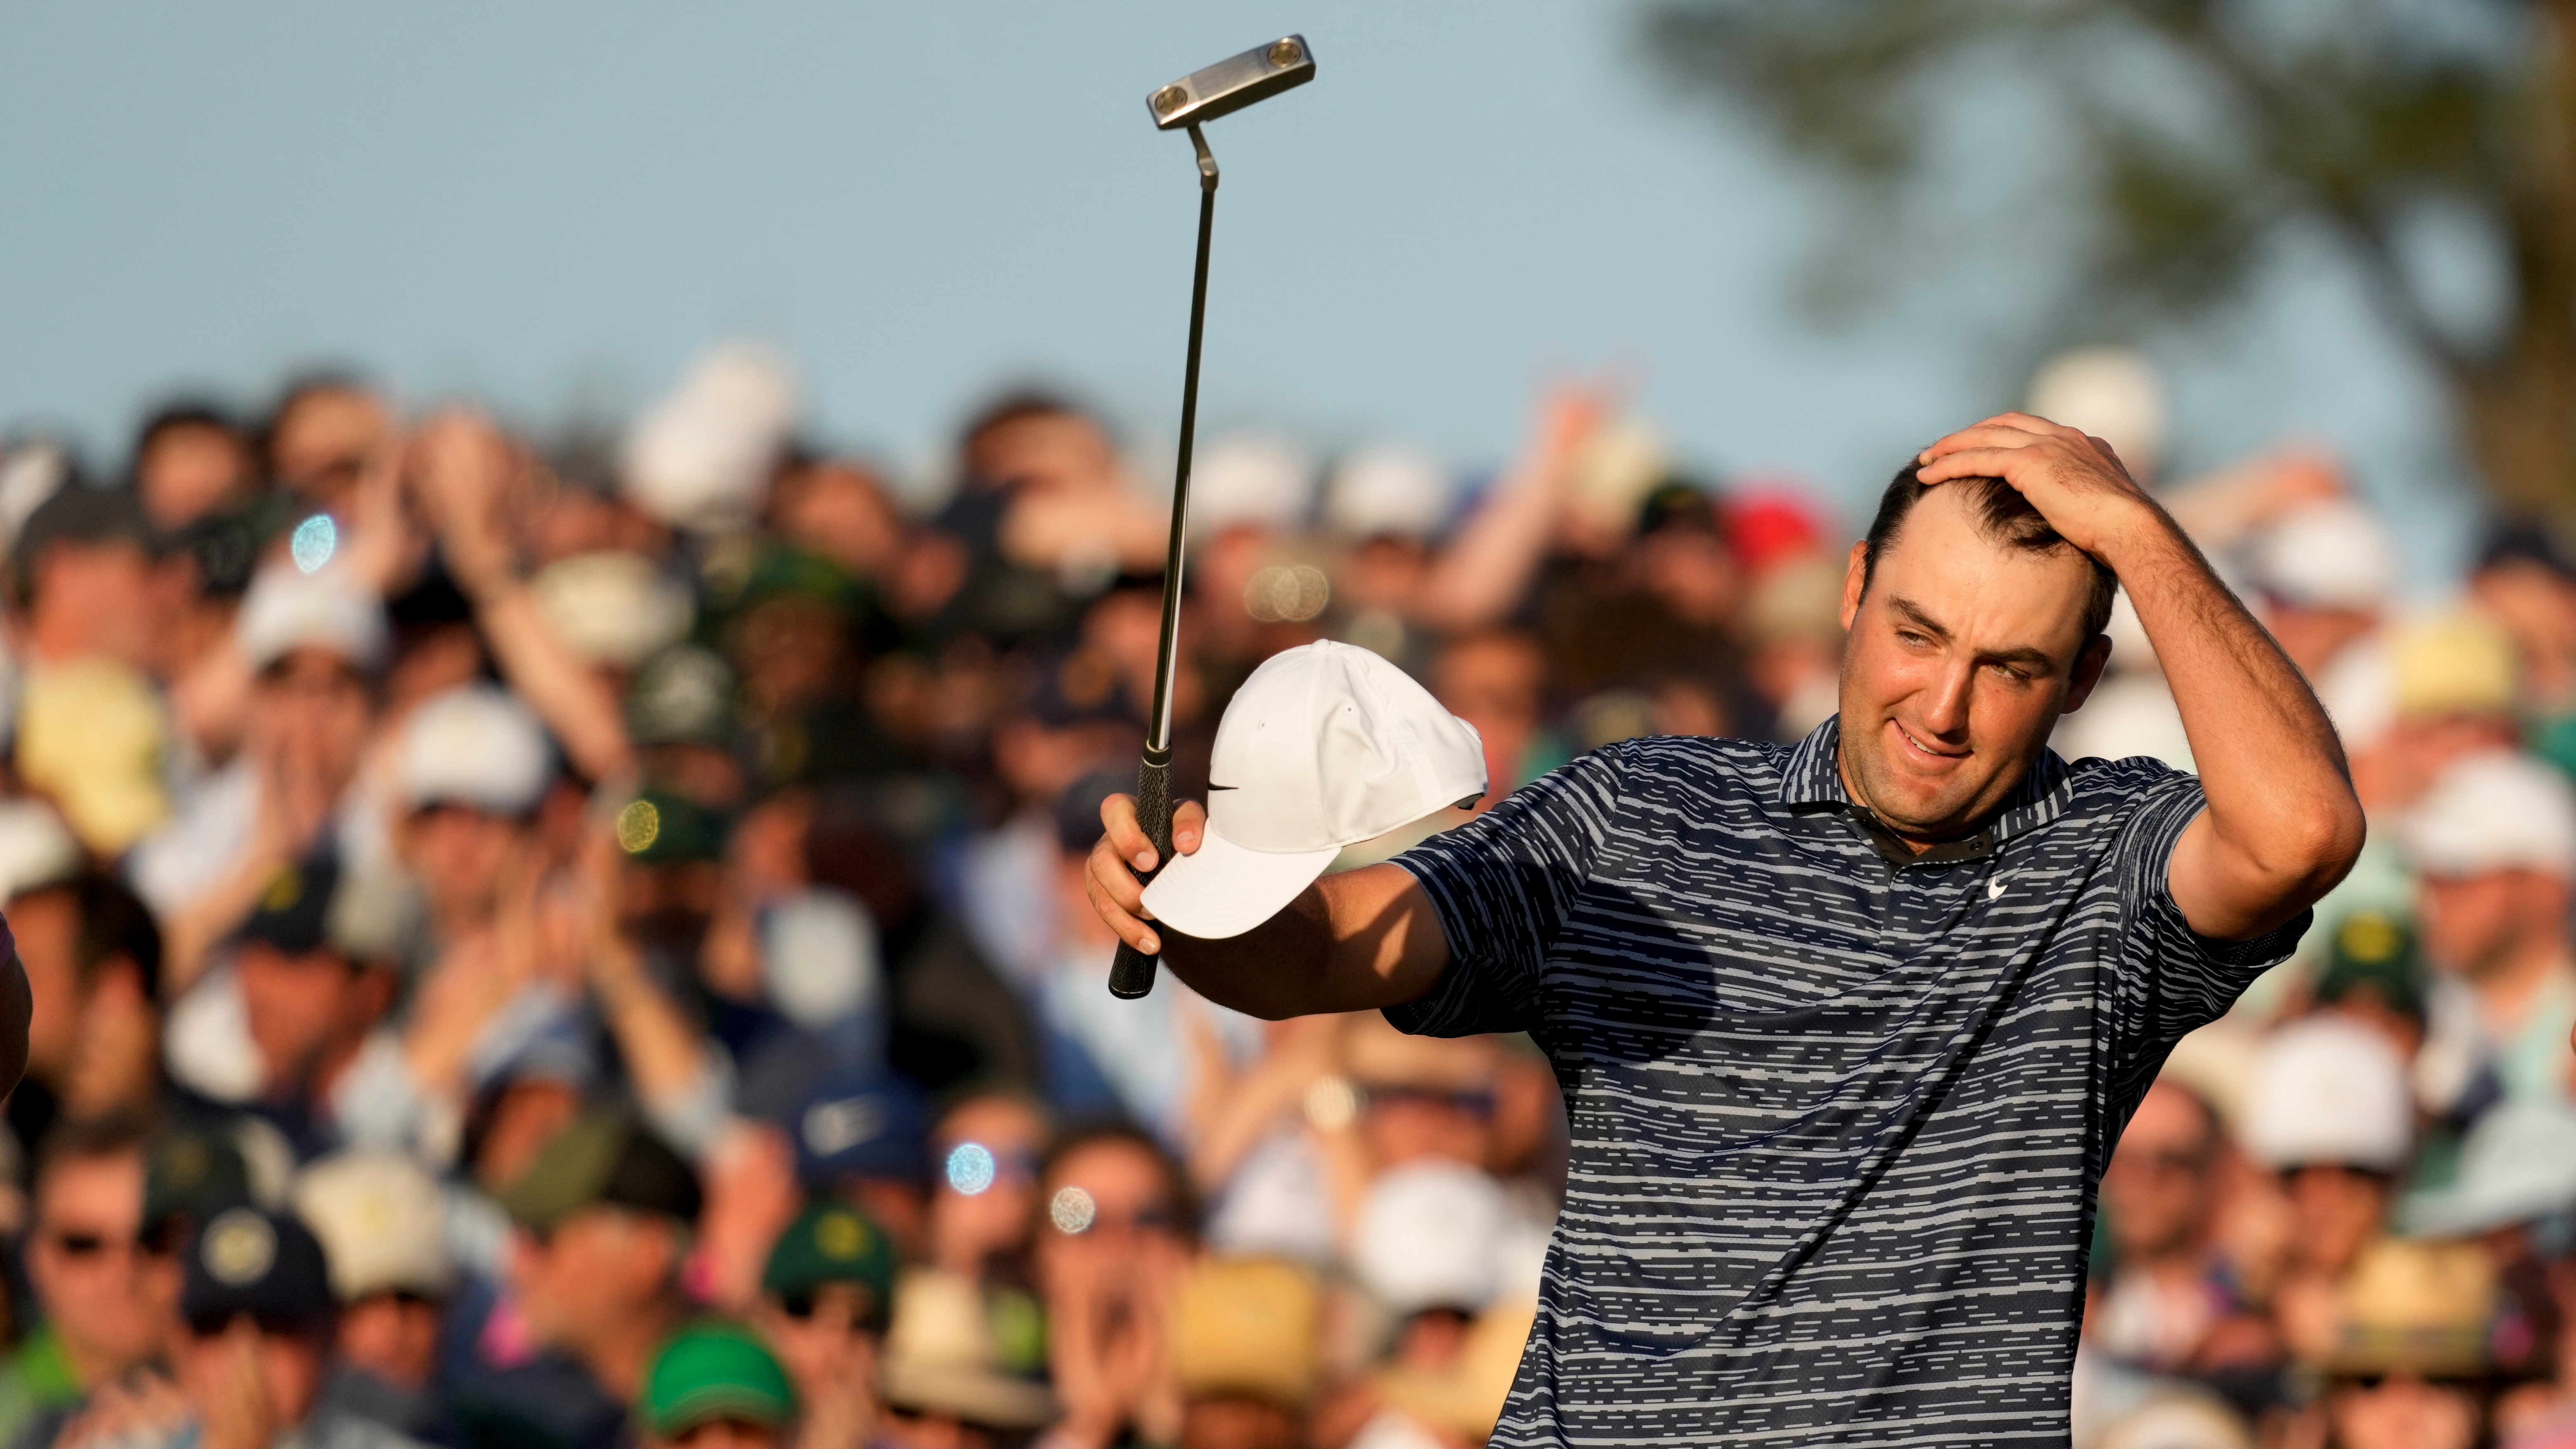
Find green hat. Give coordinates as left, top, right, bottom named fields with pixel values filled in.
left=639, top=1322, right=797, bottom=1437
left=761, top=1203, right=895, bottom=1327
left=144, top=1126, right=255, bottom=1236
left=2317, top=910, right=2427, bottom=1023
left=494, top=1110, right=703, bottom=1232
left=613, top=790, right=731, bottom=868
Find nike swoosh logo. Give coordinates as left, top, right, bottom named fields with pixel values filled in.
left=1208, top=783, right=1239, bottom=791
left=1988, top=874, right=2008, bottom=901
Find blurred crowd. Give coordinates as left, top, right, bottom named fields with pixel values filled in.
left=0, top=338, right=2569, bottom=1449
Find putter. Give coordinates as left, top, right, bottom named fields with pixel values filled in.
left=1108, top=35, right=1318, bottom=1001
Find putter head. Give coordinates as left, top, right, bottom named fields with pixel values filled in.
left=1147, top=35, right=1316, bottom=130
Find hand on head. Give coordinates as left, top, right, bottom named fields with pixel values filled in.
left=1914, top=412, right=2152, bottom=558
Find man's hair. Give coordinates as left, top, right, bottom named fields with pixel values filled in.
left=32, top=1113, right=151, bottom=1202
left=1861, top=462, right=2118, bottom=644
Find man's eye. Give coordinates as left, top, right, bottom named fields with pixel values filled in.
left=1896, top=631, right=1931, bottom=648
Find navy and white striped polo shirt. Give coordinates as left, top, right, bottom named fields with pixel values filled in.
left=1387, top=717, right=2306, bottom=1448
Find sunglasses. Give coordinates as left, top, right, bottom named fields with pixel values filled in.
left=47, top=1231, right=141, bottom=1260
left=1363, top=1085, right=1498, bottom=1120
left=777, top=1288, right=884, bottom=1332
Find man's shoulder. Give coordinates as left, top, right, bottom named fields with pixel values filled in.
left=2056, top=752, right=2202, bottom=819
left=1569, top=733, right=1793, bottom=793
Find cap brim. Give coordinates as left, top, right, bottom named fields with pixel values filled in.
left=1141, top=824, right=1340, bottom=940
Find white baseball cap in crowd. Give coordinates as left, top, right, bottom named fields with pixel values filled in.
left=2400, top=1100, right=2576, bottom=1238
left=398, top=685, right=555, bottom=817
left=2239, top=1016, right=2414, bottom=1174
left=1141, top=641, right=1484, bottom=940
left=2247, top=498, right=2397, bottom=611
left=1351, top=1160, right=1508, bottom=1316
left=2404, top=749, right=2576, bottom=880
left=290, top=1151, right=451, bottom=1303
left=236, top=567, right=389, bottom=674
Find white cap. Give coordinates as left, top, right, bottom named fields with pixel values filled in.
left=1142, top=641, right=1484, bottom=939
left=2401, top=1100, right=2576, bottom=1238
left=0, top=799, right=80, bottom=901
left=291, top=1151, right=450, bottom=1301
left=236, top=568, right=388, bottom=672
left=1351, top=1160, right=1507, bottom=1316
left=2239, top=1016, right=2414, bottom=1172
left=1192, top=432, right=1314, bottom=535
left=531, top=551, right=694, bottom=667
left=622, top=342, right=798, bottom=533
left=397, top=686, right=553, bottom=816
left=2404, top=750, right=2576, bottom=880
left=2026, top=347, right=2168, bottom=483
left=1323, top=444, right=1453, bottom=540
left=2247, top=500, right=2397, bottom=610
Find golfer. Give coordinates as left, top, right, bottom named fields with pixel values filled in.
left=1089, top=415, right=2363, bottom=1447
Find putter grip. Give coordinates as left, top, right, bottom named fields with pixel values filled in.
left=1107, top=752, right=1175, bottom=999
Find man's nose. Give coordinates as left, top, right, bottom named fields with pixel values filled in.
left=1918, top=662, right=1974, bottom=736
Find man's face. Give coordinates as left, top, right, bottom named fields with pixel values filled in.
left=2327, top=1374, right=2480, bottom=1449
left=27, top=1150, right=169, bottom=1379
left=512, top=1207, right=677, bottom=1353
left=1837, top=488, right=2109, bottom=841
left=336, top=1290, right=443, bottom=1392
left=253, top=651, right=373, bottom=792
left=400, top=805, right=524, bottom=923
left=1037, top=1140, right=1182, bottom=1281
left=139, top=425, right=251, bottom=531
left=2101, top=1084, right=2216, bottom=1263
left=755, top=1282, right=880, bottom=1404
left=235, top=942, right=381, bottom=1097
left=2282, top=1165, right=2392, bottom=1278
left=2418, top=869, right=2572, bottom=982
left=930, top=1096, right=1046, bottom=1273
left=175, top=1319, right=327, bottom=1435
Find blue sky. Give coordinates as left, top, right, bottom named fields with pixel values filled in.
left=0, top=2, right=2477, bottom=576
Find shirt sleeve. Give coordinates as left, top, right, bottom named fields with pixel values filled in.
left=2105, top=766, right=2311, bottom=1089
left=1381, top=744, right=1627, bottom=1039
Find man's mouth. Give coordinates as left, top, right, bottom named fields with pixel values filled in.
left=1890, top=720, right=1969, bottom=763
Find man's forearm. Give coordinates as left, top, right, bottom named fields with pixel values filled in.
left=2101, top=503, right=2362, bottom=929
left=1156, top=863, right=1448, bottom=1020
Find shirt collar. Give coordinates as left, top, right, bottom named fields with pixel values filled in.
left=1778, top=715, right=2075, bottom=858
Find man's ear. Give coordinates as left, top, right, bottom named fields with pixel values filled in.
left=1839, top=541, right=1869, bottom=632
left=2060, top=635, right=2115, bottom=714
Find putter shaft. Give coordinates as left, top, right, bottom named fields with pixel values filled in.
left=1107, top=124, right=1219, bottom=1002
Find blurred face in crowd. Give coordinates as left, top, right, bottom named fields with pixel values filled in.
left=176, top=1318, right=328, bottom=1435
left=1637, top=518, right=1742, bottom=630
left=337, top=1288, right=442, bottom=1392
left=2418, top=867, right=2574, bottom=983
left=879, top=1407, right=999, bottom=1449
left=2261, top=599, right=2378, bottom=681
left=401, top=804, right=525, bottom=928
left=1838, top=486, right=2108, bottom=842
left=1432, top=631, right=1547, bottom=798
left=253, top=648, right=374, bottom=794
left=2282, top=1166, right=2391, bottom=1279
left=966, top=411, right=1119, bottom=499
left=27, top=537, right=157, bottom=668
left=930, top=1095, right=1047, bottom=1278
left=27, top=1148, right=169, bottom=1382
left=269, top=384, right=388, bottom=502
left=772, top=458, right=903, bottom=580
left=1038, top=1136, right=1184, bottom=1281
left=729, top=597, right=848, bottom=720
left=512, top=1206, right=682, bottom=1354
left=2101, top=1083, right=2218, bottom=1266
left=755, top=1280, right=880, bottom=1416
left=472, top=1079, right=585, bottom=1192
left=2327, top=1374, right=2481, bottom=1449
left=234, top=941, right=394, bottom=1099
left=138, top=421, right=253, bottom=532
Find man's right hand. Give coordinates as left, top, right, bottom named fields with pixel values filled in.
left=1086, top=793, right=1207, bottom=958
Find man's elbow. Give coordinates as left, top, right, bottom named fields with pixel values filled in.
left=2245, top=793, right=2367, bottom=906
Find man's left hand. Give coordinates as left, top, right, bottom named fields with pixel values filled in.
left=1913, top=413, right=2155, bottom=560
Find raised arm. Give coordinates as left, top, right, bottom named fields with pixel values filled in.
left=1084, top=794, right=1451, bottom=1019
left=1918, top=414, right=2364, bottom=940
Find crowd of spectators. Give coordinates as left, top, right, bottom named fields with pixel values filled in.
left=0, top=339, right=2568, bottom=1449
